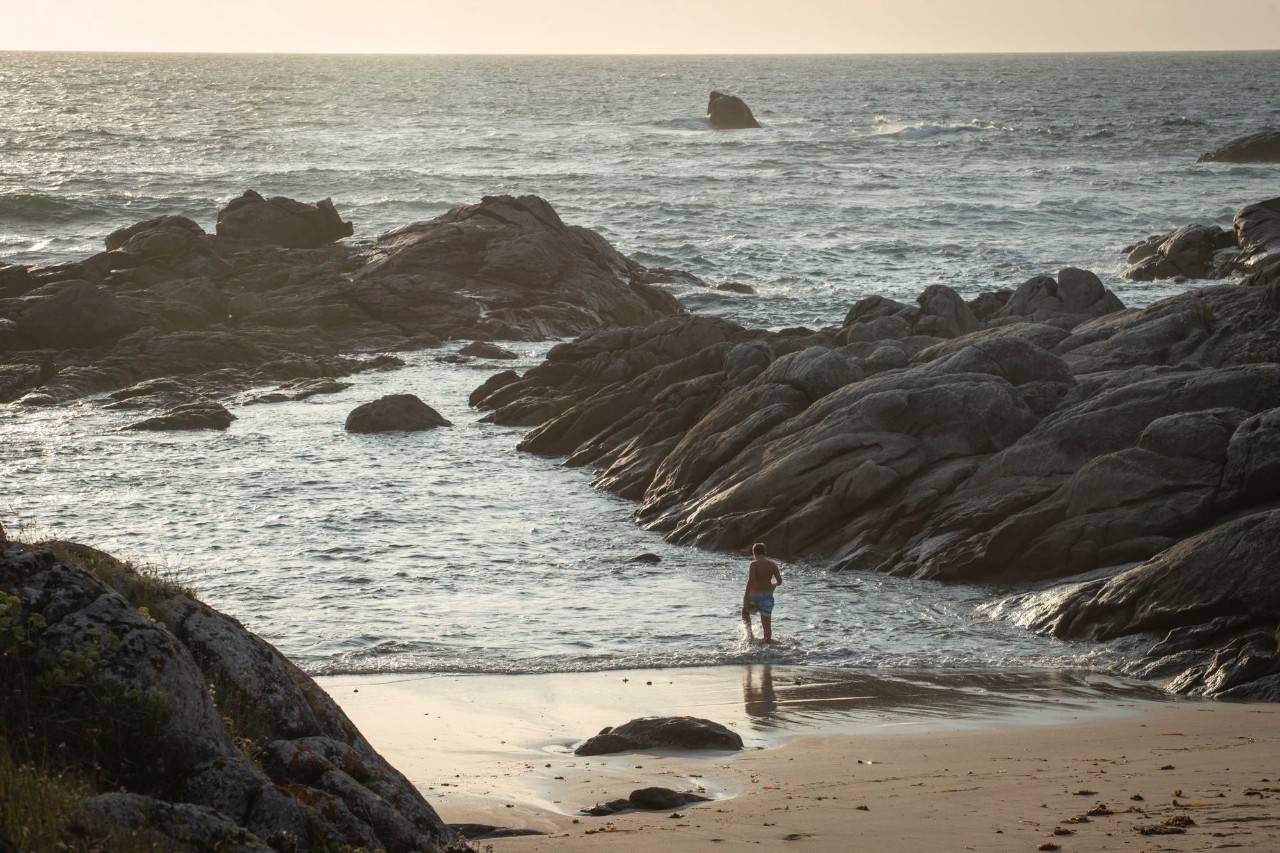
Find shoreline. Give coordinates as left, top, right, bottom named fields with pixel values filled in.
left=325, top=665, right=1280, bottom=851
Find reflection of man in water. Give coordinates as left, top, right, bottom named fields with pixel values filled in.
left=741, top=542, right=782, bottom=643
left=743, top=664, right=778, bottom=719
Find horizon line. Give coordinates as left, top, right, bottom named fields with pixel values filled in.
left=2, top=47, right=1279, bottom=58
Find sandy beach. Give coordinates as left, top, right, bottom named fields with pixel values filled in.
left=321, top=665, right=1280, bottom=851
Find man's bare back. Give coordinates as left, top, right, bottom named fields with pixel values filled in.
left=741, top=542, right=782, bottom=643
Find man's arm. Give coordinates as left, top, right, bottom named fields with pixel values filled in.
left=771, top=563, right=783, bottom=589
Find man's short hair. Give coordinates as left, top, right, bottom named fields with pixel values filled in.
left=752, top=542, right=766, bottom=557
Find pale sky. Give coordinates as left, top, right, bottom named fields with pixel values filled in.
left=6, top=0, right=1280, bottom=54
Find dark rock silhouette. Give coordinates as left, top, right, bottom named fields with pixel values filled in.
left=575, top=716, right=744, bottom=755
left=124, top=401, right=235, bottom=431
left=0, top=194, right=686, bottom=406
left=216, top=190, right=354, bottom=248
left=1005, top=509, right=1280, bottom=700
left=707, top=91, right=761, bottom=129
left=1198, top=129, right=1280, bottom=164
left=345, top=394, right=451, bottom=433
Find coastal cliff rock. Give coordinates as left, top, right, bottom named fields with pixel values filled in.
left=476, top=234, right=1280, bottom=698
left=0, top=541, right=466, bottom=851
left=706, top=91, right=761, bottom=129
left=0, top=194, right=685, bottom=406
left=1197, top=129, right=1280, bottom=164
left=345, top=393, right=451, bottom=433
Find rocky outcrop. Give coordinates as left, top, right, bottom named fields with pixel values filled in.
left=575, top=716, right=744, bottom=755
left=345, top=394, right=451, bottom=433
left=1003, top=510, right=1280, bottom=700
left=1123, top=224, right=1237, bottom=281
left=477, top=249, right=1280, bottom=698
left=1197, top=129, right=1280, bottom=164
left=124, top=401, right=236, bottom=431
left=216, top=190, right=354, bottom=248
left=0, top=194, right=685, bottom=407
left=706, top=91, right=760, bottom=129
left=1121, top=197, right=1280, bottom=283
left=0, top=542, right=465, bottom=851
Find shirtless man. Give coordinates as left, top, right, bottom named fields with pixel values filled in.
left=741, top=542, right=782, bottom=643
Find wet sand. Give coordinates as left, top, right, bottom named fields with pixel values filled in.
left=322, top=666, right=1280, bottom=851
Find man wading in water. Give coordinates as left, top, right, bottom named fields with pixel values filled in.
left=741, top=542, right=782, bottom=644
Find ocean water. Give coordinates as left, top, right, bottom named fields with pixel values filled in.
left=3, top=52, right=1278, bottom=677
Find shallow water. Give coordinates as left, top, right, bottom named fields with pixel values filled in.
left=4, top=52, right=1278, bottom=678
left=2, top=344, right=1120, bottom=676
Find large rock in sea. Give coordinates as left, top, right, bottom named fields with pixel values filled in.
left=0, top=541, right=460, bottom=851
left=1197, top=129, right=1280, bottom=164
left=575, top=716, right=744, bottom=755
left=0, top=193, right=686, bottom=405
left=358, top=194, right=681, bottom=340
left=216, top=189, right=354, bottom=248
left=706, top=91, right=760, bottom=129
left=345, top=393, right=451, bottom=433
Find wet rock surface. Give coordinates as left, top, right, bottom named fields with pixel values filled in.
left=582, top=787, right=710, bottom=816
left=0, top=192, right=685, bottom=407
left=0, top=542, right=466, bottom=851
left=344, top=393, right=451, bottom=433
left=123, top=401, right=236, bottom=431
left=1004, top=509, right=1280, bottom=701
left=575, top=716, right=744, bottom=755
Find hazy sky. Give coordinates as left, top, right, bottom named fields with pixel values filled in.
left=7, top=0, right=1280, bottom=54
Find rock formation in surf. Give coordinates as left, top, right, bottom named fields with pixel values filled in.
left=0, top=540, right=467, bottom=851
left=1197, top=128, right=1280, bottom=164
left=1123, top=196, right=1280, bottom=284
left=706, top=91, right=761, bottom=129
left=0, top=193, right=686, bottom=408
left=474, top=200, right=1280, bottom=700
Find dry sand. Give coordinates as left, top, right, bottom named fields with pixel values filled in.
left=322, top=666, right=1280, bottom=852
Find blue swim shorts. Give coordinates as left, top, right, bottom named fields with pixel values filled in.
left=747, top=594, right=775, bottom=615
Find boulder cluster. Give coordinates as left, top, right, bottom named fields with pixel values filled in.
left=0, top=193, right=685, bottom=410
left=1123, top=197, right=1280, bottom=285
left=475, top=203, right=1280, bottom=700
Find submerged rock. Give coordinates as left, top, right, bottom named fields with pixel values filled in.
left=344, top=394, right=451, bottom=433
left=124, top=401, right=236, bottom=431
left=575, top=716, right=744, bottom=755
left=1197, top=129, right=1280, bottom=164
left=706, top=91, right=761, bottom=129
